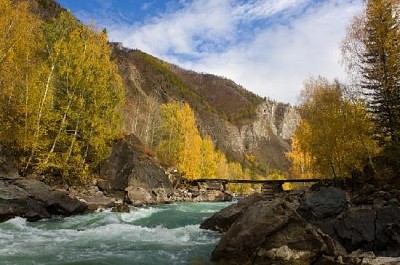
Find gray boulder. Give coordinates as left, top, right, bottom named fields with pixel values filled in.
left=99, top=134, right=173, bottom=202
left=297, top=187, right=347, bottom=222
left=331, top=206, right=400, bottom=256
left=332, top=208, right=376, bottom=252
left=125, top=186, right=154, bottom=206
left=200, top=193, right=263, bottom=232
left=0, top=179, right=87, bottom=221
left=211, top=199, right=332, bottom=265
left=14, top=179, right=87, bottom=215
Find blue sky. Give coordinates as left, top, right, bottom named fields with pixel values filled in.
left=56, top=0, right=363, bottom=104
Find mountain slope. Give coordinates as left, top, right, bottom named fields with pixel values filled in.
left=31, top=0, right=301, bottom=174
left=111, top=46, right=300, bottom=173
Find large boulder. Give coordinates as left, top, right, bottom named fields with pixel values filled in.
left=332, top=208, right=376, bottom=252
left=0, top=181, right=50, bottom=221
left=211, top=199, right=332, bottom=265
left=200, top=193, right=263, bottom=232
left=332, top=206, right=400, bottom=256
left=0, top=179, right=87, bottom=221
left=375, top=206, right=400, bottom=256
left=99, top=134, right=173, bottom=202
left=14, top=179, right=87, bottom=215
left=67, top=186, right=116, bottom=211
left=297, top=187, right=347, bottom=222
left=125, top=186, right=154, bottom=206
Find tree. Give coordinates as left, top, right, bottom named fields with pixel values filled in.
left=41, top=12, right=124, bottom=182
left=199, top=136, right=218, bottom=179
left=0, top=0, right=52, bottom=172
left=286, top=126, right=315, bottom=180
left=156, top=102, right=202, bottom=180
left=342, top=0, right=400, bottom=145
left=290, top=77, right=379, bottom=178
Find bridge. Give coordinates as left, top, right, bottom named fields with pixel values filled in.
left=188, top=178, right=327, bottom=200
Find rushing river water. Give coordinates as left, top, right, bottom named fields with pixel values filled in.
left=0, top=202, right=231, bottom=265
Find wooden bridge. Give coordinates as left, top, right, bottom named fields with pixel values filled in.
left=188, top=178, right=327, bottom=200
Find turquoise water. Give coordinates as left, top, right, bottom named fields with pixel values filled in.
left=0, top=202, right=230, bottom=265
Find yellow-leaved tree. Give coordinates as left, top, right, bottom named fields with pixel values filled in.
left=0, top=0, right=45, bottom=158
left=156, top=102, right=202, bottom=180
left=40, top=12, right=124, bottom=183
left=200, top=136, right=218, bottom=179
left=288, top=77, right=379, bottom=178
left=286, top=122, right=315, bottom=179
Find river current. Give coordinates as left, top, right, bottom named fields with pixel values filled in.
left=0, top=202, right=230, bottom=265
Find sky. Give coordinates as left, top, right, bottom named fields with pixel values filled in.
left=56, top=0, right=363, bottom=104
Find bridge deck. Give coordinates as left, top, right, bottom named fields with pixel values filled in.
left=189, top=178, right=323, bottom=184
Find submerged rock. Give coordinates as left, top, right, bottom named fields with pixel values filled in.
left=111, top=204, right=130, bottom=213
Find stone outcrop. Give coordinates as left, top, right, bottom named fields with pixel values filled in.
left=200, top=193, right=263, bottom=232
left=0, top=179, right=87, bottom=222
left=211, top=199, right=332, bottom=265
left=0, top=147, right=20, bottom=181
left=67, top=185, right=116, bottom=211
left=202, top=185, right=400, bottom=265
left=99, top=134, right=173, bottom=203
left=332, top=206, right=400, bottom=256
left=0, top=152, right=87, bottom=221
left=297, top=187, right=347, bottom=223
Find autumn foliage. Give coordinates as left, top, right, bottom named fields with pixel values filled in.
left=0, top=1, right=124, bottom=184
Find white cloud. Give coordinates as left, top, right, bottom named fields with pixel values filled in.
left=101, top=0, right=363, bottom=104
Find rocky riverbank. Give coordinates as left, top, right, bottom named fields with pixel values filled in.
left=0, top=134, right=232, bottom=221
left=201, top=185, right=400, bottom=265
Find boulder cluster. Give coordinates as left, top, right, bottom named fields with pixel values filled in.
left=201, top=185, right=400, bottom=265
left=0, top=134, right=232, bottom=221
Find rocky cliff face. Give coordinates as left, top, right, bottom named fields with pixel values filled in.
left=111, top=46, right=301, bottom=172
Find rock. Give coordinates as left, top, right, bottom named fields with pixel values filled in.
left=99, top=134, right=173, bottom=202
left=297, top=187, right=347, bottom=222
left=375, top=206, right=400, bottom=256
left=0, top=181, right=50, bottom=221
left=193, top=190, right=233, bottom=202
left=111, top=204, right=130, bottom=213
left=0, top=147, right=20, bottom=180
left=125, top=186, right=154, bottom=206
left=76, top=194, right=115, bottom=211
left=13, top=179, right=87, bottom=216
left=360, top=257, right=400, bottom=265
left=331, top=206, right=400, bottom=256
left=0, top=179, right=86, bottom=221
left=211, top=199, right=331, bottom=265
left=200, top=193, right=263, bottom=232
left=258, top=245, right=313, bottom=263
left=67, top=186, right=115, bottom=211
left=332, top=207, right=376, bottom=252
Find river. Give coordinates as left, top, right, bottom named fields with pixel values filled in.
left=0, top=202, right=231, bottom=265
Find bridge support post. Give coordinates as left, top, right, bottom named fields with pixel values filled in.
left=261, top=182, right=283, bottom=200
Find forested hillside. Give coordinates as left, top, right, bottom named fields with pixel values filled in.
left=2, top=0, right=399, bottom=188
left=0, top=0, right=123, bottom=184
left=0, top=0, right=301, bottom=186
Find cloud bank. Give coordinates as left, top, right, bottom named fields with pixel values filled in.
left=77, top=0, right=363, bottom=104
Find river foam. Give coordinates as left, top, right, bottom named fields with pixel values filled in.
left=0, top=202, right=230, bottom=265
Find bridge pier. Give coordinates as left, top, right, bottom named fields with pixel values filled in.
left=261, top=182, right=283, bottom=200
